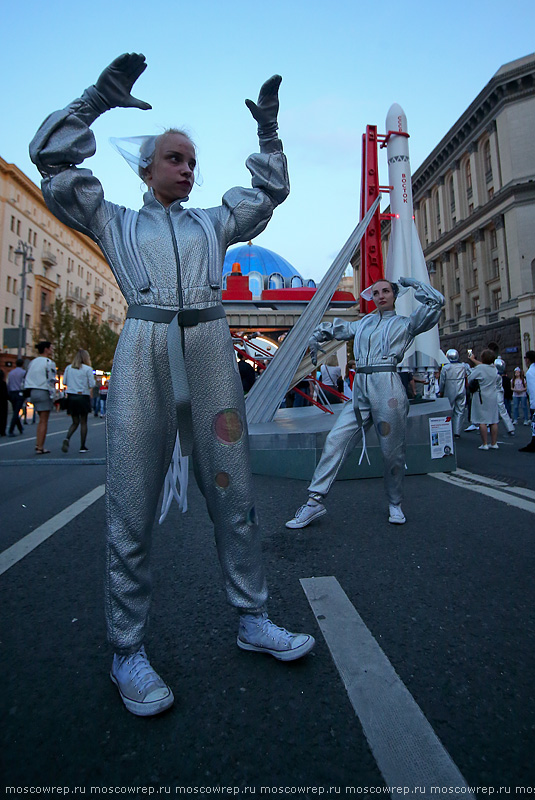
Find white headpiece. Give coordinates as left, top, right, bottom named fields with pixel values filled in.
left=110, top=136, right=158, bottom=178
left=360, top=280, right=409, bottom=302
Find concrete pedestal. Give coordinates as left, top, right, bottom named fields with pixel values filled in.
left=247, top=398, right=456, bottom=480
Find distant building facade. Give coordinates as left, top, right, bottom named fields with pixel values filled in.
left=0, top=156, right=127, bottom=357
left=352, top=53, right=535, bottom=367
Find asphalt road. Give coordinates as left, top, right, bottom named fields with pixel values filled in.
left=1, top=410, right=535, bottom=795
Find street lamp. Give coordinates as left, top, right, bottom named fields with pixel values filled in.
left=14, top=240, right=35, bottom=359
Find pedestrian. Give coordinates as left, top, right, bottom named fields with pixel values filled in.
left=286, top=277, right=444, bottom=529
left=468, top=349, right=500, bottom=450
left=237, top=350, right=256, bottom=394
left=398, top=369, right=416, bottom=400
left=31, top=52, right=314, bottom=717
left=62, top=349, right=96, bottom=453
left=0, top=370, right=8, bottom=436
left=7, top=358, right=26, bottom=436
left=439, top=350, right=470, bottom=437
left=501, top=365, right=513, bottom=418
left=519, top=351, right=535, bottom=453
left=512, top=367, right=529, bottom=425
left=98, top=379, right=109, bottom=417
left=23, top=341, right=57, bottom=454
left=91, top=383, right=100, bottom=417
left=320, top=356, right=343, bottom=404
left=494, top=358, right=514, bottom=436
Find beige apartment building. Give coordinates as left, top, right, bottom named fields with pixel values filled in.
left=353, top=53, right=535, bottom=368
left=0, top=156, right=126, bottom=358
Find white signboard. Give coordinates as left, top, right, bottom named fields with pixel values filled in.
left=429, top=416, right=454, bottom=459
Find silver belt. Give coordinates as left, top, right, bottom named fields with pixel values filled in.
left=126, top=304, right=227, bottom=455
left=355, top=365, right=397, bottom=374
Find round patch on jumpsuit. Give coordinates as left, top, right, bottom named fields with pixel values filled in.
left=388, top=398, right=398, bottom=409
left=213, top=409, right=244, bottom=444
left=246, top=506, right=257, bottom=526
left=391, top=465, right=401, bottom=476
left=215, top=471, right=230, bottom=489
left=377, top=421, right=391, bottom=436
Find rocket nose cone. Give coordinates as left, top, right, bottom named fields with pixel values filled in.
left=385, top=103, right=408, bottom=134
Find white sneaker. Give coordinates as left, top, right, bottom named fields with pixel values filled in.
left=478, top=444, right=489, bottom=450
left=388, top=504, right=406, bottom=524
left=237, top=612, right=315, bottom=661
left=489, top=444, right=499, bottom=449
left=285, top=501, right=326, bottom=529
left=465, top=424, right=478, bottom=432
left=110, top=646, right=174, bottom=716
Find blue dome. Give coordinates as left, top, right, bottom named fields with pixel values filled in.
left=223, top=243, right=302, bottom=281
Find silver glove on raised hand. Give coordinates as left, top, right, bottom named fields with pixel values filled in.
left=397, top=276, right=420, bottom=289
left=245, top=75, right=282, bottom=144
left=85, top=53, right=152, bottom=114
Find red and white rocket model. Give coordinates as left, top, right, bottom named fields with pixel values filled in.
left=384, top=103, right=446, bottom=370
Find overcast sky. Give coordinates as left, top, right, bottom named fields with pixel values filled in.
left=2, top=0, right=533, bottom=283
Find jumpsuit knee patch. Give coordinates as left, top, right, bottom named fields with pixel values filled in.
left=391, top=464, right=401, bottom=476
left=213, top=409, right=244, bottom=445
left=377, top=421, right=391, bottom=436
left=388, top=397, right=399, bottom=409
left=215, top=471, right=230, bottom=489
left=246, top=506, right=257, bottom=526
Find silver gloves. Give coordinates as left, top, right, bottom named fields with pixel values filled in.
left=245, top=75, right=282, bottom=144
left=85, top=53, right=152, bottom=114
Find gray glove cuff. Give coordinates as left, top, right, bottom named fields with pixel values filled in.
left=259, top=137, right=283, bottom=154
left=83, top=85, right=112, bottom=115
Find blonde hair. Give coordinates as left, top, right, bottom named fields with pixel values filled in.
left=139, top=128, right=197, bottom=182
left=72, top=349, right=91, bottom=369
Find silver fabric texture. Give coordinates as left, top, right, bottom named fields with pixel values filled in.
left=308, top=281, right=444, bottom=505
left=30, top=92, right=289, bottom=653
left=439, top=361, right=470, bottom=436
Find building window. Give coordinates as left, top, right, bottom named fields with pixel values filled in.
left=449, top=177, right=455, bottom=213
left=472, top=296, right=479, bottom=316
left=468, top=203, right=474, bottom=215
left=16, top=220, right=21, bottom=235
left=268, top=272, right=284, bottom=290
left=13, top=279, right=17, bottom=294
left=484, top=140, right=492, bottom=180
left=11, top=309, right=15, bottom=325
left=8, top=246, right=14, bottom=262
left=472, top=267, right=478, bottom=286
left=10, top=216, right=15, bottom=232
left=490, top=228, right=497, bottom=250
left=7, top=276, right=12, bottom=292
left=291, top=276, right=303, bottom=288
left=248, top=271, right=263, bottom=297
left=33, top=232, right=37, bottom=246
left=25, top=313, right=31, bottom=329
left=471, top=241, right=477, bottom=261
left=26, top=286, right=32, bottom=300
left=491, top=258, right=499, bottom=278
left=455, top=303, right=462, bottom=321
left=466, top=160, right=472, bottom=199
left=488, top=187, right=494, bottom=199
left=492, top=289, right=501, bottom=310
left=41, top=290, right=49, bottom=313
left=435, top=193, right=441, bottom=226
left=4, top=308, right=9, bottom=323
left=28, top=228, right=32, bottom=243
left=454, top=268, right=460, bottom=294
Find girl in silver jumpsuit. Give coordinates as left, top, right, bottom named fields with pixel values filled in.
left=30, top=53, right=314, bottom=717
left=286, top=278, right=444, bottom=528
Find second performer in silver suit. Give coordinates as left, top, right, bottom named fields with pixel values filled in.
left=439, top=350, right=470, bottom=437
left=286, top=277, right=444, bottom=529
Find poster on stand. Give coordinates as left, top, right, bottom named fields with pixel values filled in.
left=429, top=416, right=454, bottom=459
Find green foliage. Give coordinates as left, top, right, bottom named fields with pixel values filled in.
left=35, top=297, right=75, bottom=372
left=35, top=302, right=120, bottom=373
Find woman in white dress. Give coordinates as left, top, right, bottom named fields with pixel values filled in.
left=469, top=349, right=500, bottom=450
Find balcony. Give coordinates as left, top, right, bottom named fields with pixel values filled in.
left=66, top=288, right=87, bottom=307
left=94, top=286, right=104, bottom=298
left=42, top=250, right=57, bottom=267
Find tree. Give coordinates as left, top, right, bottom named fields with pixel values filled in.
left=35, top=297, right=75, bottom=372
left=73, top=312, right=119, bottom=372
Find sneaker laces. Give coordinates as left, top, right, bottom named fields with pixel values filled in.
left=121, top=647, right=160, bottom=694
left=294, top=504, right=310, bottom=521
left=256, top=614, right=294, bottom=647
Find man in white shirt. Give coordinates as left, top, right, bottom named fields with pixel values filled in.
left=519, top=350, right=535, bottom=453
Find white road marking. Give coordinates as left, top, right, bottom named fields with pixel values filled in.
left=430, top=470, right=535, bottom=514
left=0, top=485, right=105, bottom=576
left=0, top=421, right=105, bottom=448
left=301, top=576, right=473, bottom=798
